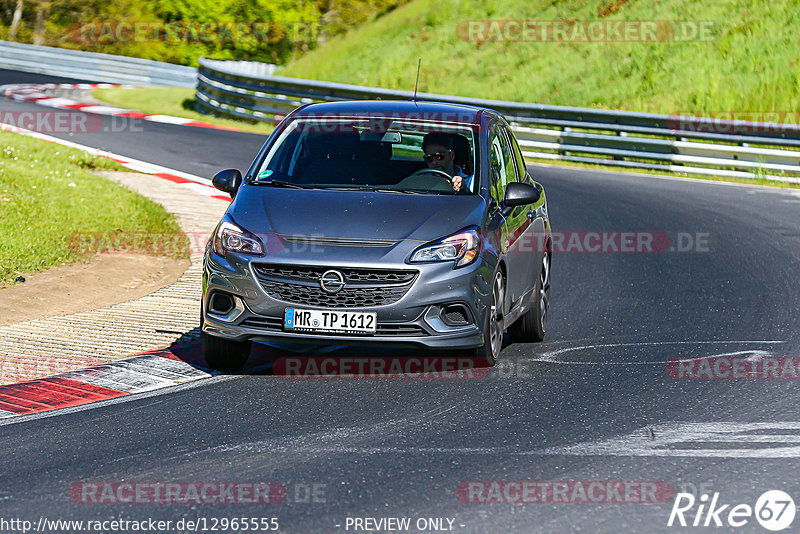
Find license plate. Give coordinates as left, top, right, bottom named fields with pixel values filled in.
left=284, top=308, right=377, bottom=334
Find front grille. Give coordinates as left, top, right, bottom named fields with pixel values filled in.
left=252, top=263, right=417, bottom=308
left=257, top=280, right=410, bottom=307
left=252, top=264, right=416, bottom=285
left=239, top=316, right=427, bottom=337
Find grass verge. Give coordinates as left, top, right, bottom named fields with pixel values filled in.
left=0, top=130, right=186, bottom=286
left=279, top=0, right=800, bottom=116
left=92, top=87, right=275, bottom=135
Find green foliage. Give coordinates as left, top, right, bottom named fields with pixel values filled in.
left=0, top=0, right=411, bottom=65
left=316, top=0, right=406, bottom=38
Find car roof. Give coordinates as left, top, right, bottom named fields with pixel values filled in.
left=292, top=100, right=495, bottom=125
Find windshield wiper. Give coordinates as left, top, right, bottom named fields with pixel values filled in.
left=251, top=179, right=310, bottom=189
left=314, top=185, right=369, bottom=191
left=370, top=188, right=425, bottom=194
left=317, top=185, right=426, bottom=194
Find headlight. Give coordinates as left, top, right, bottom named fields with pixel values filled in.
left=410, top=228, right=480, bottom=268
left=213, top=220, right=263, bottom=255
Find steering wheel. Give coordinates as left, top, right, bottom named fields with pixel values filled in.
left=407, top=168, right=453, bottom=182
left=405, top=168, right=456, bottom=191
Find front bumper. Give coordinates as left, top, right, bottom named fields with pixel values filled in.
left=201, top=245, right=494, bottom=350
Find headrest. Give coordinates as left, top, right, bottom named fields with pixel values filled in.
left=358, top=141, right=392, bottom=161
left=306, top=132, right=361, bottom=159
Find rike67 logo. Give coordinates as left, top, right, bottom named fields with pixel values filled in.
left=668, top=490, right=796, bottom=531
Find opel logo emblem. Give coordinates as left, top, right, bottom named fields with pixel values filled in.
left=319, top=269, right=345, bottom=294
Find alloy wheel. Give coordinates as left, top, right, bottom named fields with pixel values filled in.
left=489, top=270, right=505, bottom=360
left=539, top=252, right=550, bottom=333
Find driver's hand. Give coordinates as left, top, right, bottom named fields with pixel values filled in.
left=451, top=175, right=463, bottom=192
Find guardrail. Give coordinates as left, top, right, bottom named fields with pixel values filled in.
left=197, top=57, right=800, bottom=183
left=0, top=40, right=196, bottom=87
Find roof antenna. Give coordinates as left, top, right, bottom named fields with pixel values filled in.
left=413, top=58, right=421, bottom=102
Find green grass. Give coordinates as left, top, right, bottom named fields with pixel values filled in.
left=92, top=87, right=275, bottom=135
left=278, top=0, right=800, bottom=116
left=0, top=130, right=186, bottom=285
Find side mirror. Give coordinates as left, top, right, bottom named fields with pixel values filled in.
left=212, top=169, right=243, bottom=197
left=503, top=182, right=541, bottom=207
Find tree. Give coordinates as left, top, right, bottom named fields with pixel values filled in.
left=8, top=0, right=23, bottom=40
left=32, top=0, right=48, bottom=45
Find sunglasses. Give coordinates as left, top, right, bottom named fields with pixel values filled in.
left=423, top=150, right=452, bottom=162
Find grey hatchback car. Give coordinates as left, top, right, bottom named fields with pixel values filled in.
left=201, top=100, right=551, bottom=369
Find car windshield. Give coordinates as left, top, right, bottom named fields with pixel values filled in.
left=251, top=117, right=479, bottom=194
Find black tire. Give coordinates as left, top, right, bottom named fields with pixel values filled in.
left=471, top=268, right=506, bottom=367
left=509, top=251, right=550, bottom=343
left=200, top=313, right=251, bottom=370
left=202, top=332, right=251, bottom=371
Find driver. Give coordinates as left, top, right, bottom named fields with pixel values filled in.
left=422, top=133, right=470, bottom=192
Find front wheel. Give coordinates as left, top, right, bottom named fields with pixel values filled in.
left=508, top=251, right=550, bottom=343
left=470, top=269, right=505, bottom=367
left=202, top=332, right=252, bottom=371
left=201, top=315, right=251, bottom=371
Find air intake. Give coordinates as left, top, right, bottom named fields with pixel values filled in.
left=442, top=304, right=470, bottom=326
left=209, top=292, right=234, bottom=314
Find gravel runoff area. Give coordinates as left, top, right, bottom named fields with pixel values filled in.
left=0, top=171, right=229, bottom=385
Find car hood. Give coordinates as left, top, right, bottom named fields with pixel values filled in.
left=230, top=186, right=485, bottom=243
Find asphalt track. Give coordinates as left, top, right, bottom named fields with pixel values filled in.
left=2, top=68, right=800, bottom=532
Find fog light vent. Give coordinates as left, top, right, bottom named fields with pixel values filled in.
left=442, top=304, right=469, bottom=326
left=209, top=292, right=235, bottom=314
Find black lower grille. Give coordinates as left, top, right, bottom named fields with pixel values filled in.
left=239, top=316, right=427, bottom=337
left=240, top=316, right=283, bottom=329
left=375, top=323, right=427, bottom=336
